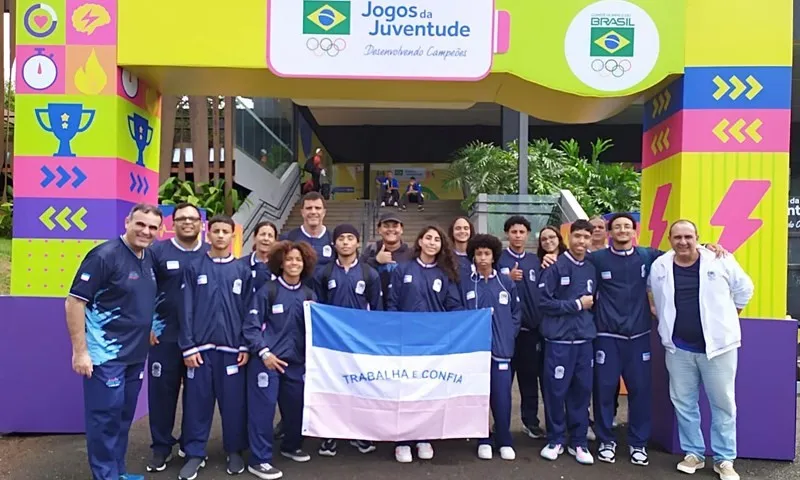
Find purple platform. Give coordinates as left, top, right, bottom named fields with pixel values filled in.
left=0, top=296, right=148, bottom=434
left=650, top=317, right=797, bottom=461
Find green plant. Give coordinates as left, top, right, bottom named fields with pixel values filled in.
left=158, top=178, right=247, bottom=216
left=0, top=184, right=12, bottom=238
left=445, top=138, right=640, bottom=216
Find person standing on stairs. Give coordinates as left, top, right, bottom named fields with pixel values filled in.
left=280, top=192, right=333, bottom=286
left=241, top=221, right=278, bottom=292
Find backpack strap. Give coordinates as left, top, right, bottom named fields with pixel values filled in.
left=361, top=263, right=376, bottom=292
left=301, top=285, right=315, bottom=302
left=267, top=280, right=278, bottom=307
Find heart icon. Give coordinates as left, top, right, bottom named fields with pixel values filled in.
left=33, top=15, right=48, bottom=28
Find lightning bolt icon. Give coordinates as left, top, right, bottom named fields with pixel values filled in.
left=710, top=180, right=771, bottom=253
left=649, top=183, right=672, bottom=249
left=81, top=9, right=100, bottom=30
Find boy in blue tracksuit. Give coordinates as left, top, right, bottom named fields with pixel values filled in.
left=316, top=224, right=383, bottom=457
left=497, top=215, right=544, bottom=439
left=244, top=240, right=319, bottom=480
left=464, top=234, right=521, bottom=461
left=178, top=216, right=254, bottom=480
left=538, top=219, right=597, bottom=465
left=147, top=203, right=208, bottom=472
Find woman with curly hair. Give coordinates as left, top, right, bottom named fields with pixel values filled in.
left=243, top=240, right=317, bottom=479
left=465, top=233, right=521, bottom=462
left=386, top=225, right=464, bottom=463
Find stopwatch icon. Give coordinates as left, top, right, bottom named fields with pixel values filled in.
left=22, top=47, right=57, bottom=91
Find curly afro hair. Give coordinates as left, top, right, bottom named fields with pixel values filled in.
left=466, top=234, right=503, bottom=265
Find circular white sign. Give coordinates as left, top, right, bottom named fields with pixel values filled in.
left=22, top=50, right=57, bottom=90
left=121, top=69, right=139, bottom=98
left=564, top=0, right=659, bottom=92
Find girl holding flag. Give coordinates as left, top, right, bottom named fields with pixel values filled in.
left=386, top=225, right=464, bottom=463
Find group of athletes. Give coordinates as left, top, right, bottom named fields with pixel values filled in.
left=67, top=191, right=726, bottom=480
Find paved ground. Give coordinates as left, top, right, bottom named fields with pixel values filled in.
left=1, top=393, right=799, bottom=480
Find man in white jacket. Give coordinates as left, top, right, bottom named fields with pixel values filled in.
left=648, top=220, right=753, bottom=480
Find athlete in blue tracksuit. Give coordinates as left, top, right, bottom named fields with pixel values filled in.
left=66, top=205, right=162, bottom=480
left=538, top=219, right=597, bottom=465
left=464, top=234, right=521, bottom=461
left=386, top=225, right=464, bottom=463
left=497, top=215, right=544, bottom=439
left=280, top=192, right=333, bottom=286
left=147, top=229, right=208, bottom=472
left=243, top=221, right=279, bottom=292
left=316, top=224, right=383, bottom=457
left=244, top=240, right=319, bottom=480
left=178, top=216, right=254, bottom=480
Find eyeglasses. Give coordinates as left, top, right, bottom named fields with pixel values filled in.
left=174, top=217, right=201, bottom=223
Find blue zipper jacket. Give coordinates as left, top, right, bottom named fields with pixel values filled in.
left=316, top=259, right=383, bottom=311
left=538, top=251, right=597, bottom=342
left=463, top=270, right=521, bottom=359
left=239, top=251, right=275, bottom=292
left=179, top=254, right=254, bottom=357
left=497, top=248, right=542, bottom=331
left=386, top=258, right=464, bottom=312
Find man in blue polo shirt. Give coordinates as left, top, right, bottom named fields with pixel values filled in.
left=146, top=202, right=208, bottom=472
left=65, top=203, right=163, bottom=480
left=280, top=191, right=333, bottom=277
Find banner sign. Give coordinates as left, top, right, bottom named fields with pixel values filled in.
left=302, top=303, right=492, bottom=441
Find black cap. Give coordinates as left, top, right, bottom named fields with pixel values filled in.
left=333, top=224, right=360, bottom=242
left=378, top=212, right=403, bottom=226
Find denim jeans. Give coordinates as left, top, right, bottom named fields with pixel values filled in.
left=664, top=348, right=738, bottom=462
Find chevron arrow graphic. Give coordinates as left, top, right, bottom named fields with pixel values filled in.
left=143, top=177, right=150, bottom=195
left=40, top=166, right=55, bottom=188
left=56, top=166, right=70, bottom=188
left=662, top=90, right=671, bottom=112
left=129, top=172, right=137, bottom=192
left=72, top=207, right=88, bottom=231
left=729, top=119, right=746, bottom=143
left=55, top=207, right=72, bottom=230
left=713, top=119, right=731, bottom=142
left=729, top=76, right=746, bottom=100
left=71, top=167, right=87, bottom=188
left=745, top=75, right=762, bottom=100
left=712, top=76, right=729, bottom=100
left=39, top=206, right=56, bottom=230
left=745, top=119, right=763, bottom=143
left=662, top=127, right=670, bottom=149
left=137, top=175, right=144, bottom=193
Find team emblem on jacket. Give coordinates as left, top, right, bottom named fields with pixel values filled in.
left=432, top=278, right=442, bottom=292
left=587, top=280, right=593, bottom=294
left=151, top=362, right=162, bottom=378
left=257, top=372, right=270, bottom=388
left=554, top=365, right=565, bottom=380
left=595, top=350, right=605, bottom=365
left=641, top=265, right=646, bottom=278
left=529, top=269, right=536, bottom=282
left=232, top=279, right=242, bottom=295
left=323, top=245, right=332, bottom=257
left=355, top=280, right=366, bottom=295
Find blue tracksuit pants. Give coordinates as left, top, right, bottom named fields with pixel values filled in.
left=247, top=360, right=306, bottom=465
left=182, top=350, right=247, bottom=459
left=593, top=333, right=652, bottom=447
left=83, top=362, right=144, bottom=480
left=480, top=359, right=514, bottom=448
left=511, top=328, right=544, bottom=429
left=542, top=341, right=593, bottom=449
left=147, top=341, right=185, bottom=456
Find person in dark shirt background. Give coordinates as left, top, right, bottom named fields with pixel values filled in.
left=178, top=215, right=254, bottom=480
left=147, top=202, right=207, bottom=472
left=66, top=203, right=163, bottom=480
left=538, top=219, right=597, bottom=466
left=280, top=192, right=333, bottom=283
left=244, top=240, right=318, bottom=479
left=400, top=176, right=425, bottom=211
left=360, top=213, right=414, bottom=298
left=376, top=170, right=400, bottom=207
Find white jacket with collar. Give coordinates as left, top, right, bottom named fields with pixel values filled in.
left=647, top=247, right=754, bottom=360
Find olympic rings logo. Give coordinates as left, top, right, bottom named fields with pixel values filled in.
left=306, top=37, right=347, bottom=57
left=590, top=59, right=632, bottom=78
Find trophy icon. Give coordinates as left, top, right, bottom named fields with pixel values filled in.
left=35, top=103, right=96, bottom=157
left=128, top=113, right=154, bottom=166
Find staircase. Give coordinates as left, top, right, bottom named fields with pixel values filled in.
left=280, top=199, right=467, bottom=242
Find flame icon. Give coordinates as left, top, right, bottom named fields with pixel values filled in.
left=72, top=4, right=110, bottom=35
left=74, top=49, right=108, bottom=95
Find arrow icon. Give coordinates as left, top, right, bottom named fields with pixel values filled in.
left=712, top=118, right=763, bottom=144
left=745, top=119, right=763, bottom=143
left=712, top=75, right=763, bottom=101
left=129, top=173, right=150, bottom=195
left=650, top=89, right=672, bottom=119
left=38, top=206, right=89, bottom=231
left=56, top=166, right=70, bottom=188
left=39, top=206, right=57, bottom=230
left=712, top=119, right=730, bottom=142
left=40, top=166, right=55, bottom=188
left=729, top=119, right=746, bottom=142
left=650, top=127, right=671, bottom=154
left=71, top=167, right=87, bottom=188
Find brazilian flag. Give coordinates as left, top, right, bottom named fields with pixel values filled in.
left=303, top=1, right=351, bottom=35
left=590, top=27, right=634, bottom=57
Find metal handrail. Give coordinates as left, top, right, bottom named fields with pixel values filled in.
left=241, top=173, right=300, bottom=238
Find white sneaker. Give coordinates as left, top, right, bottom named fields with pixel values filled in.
left=499, top=446, right=515, bottom=461
left=569, top=446, right=595, bottom=465
left=587, top=426, right=597, bottom=441
left=597, top=442, right=616, bottom=464
left=416, top=442, right=434, bottom=460
left=714, top=460, right=740, bottom=480
left=477, top=444, right=492, bottom=460
left=394, top=446, right=412, bottom=463
left=540, top=443, right=564, bottom=461
left=381, top=202, right=386, bottom=207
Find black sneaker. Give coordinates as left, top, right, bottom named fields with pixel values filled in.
left=145, top=451, right=173, bottom=472
left=349, top=440, right=376, bottom=454
left=522, top=424, right=545, bottom=439
left=597, top=442, right=616, bottom=464
left=247, top=463, right=283, bottom=480
left=318, top=439, right=337, bottom=457
left=178, top=457, right=206, bottom=480
left=630, top=446, right=649, bottom=466
left=417, top=205, right=424, bottom=211
left=226, top=452, right=245, bottom=474
left=280, top=449, right=311, bottom=462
